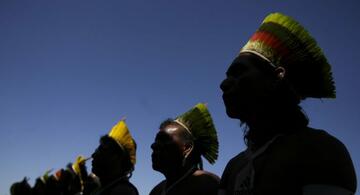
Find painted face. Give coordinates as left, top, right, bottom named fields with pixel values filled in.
left=151, top=124, right=185, bottom=173
left=220, top=53, right=275, bottom=120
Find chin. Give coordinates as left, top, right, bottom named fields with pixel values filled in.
left=226, top=109, right=239, bottom=119
left=224, top=103, right=242, bottom=119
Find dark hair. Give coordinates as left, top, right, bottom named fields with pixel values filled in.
left=159, top=119, right=203, bottom=169
left=100, top=135, right=134, bottom=178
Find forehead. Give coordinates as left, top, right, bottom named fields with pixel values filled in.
left=156, top=124, right=184, bottom=142
left=227, top=53, right=273, bottom=76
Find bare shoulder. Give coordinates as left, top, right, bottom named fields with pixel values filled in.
left=193, top=170, right=220, bottom=181
left=189, top=170, right=220, bottom=188
left=149, top=180, right=166, bottom=195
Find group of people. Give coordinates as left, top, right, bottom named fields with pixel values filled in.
left=10, top=12, right=357, bottom=195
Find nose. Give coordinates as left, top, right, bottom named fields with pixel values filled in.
left=220, top=77, right=235, bottom=92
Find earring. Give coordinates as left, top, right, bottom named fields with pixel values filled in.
left=279, top=73, right=285, bottom=79
left=276, top=66, right=286, bottom=79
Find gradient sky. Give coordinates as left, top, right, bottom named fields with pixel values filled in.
left=1, top=1, right=359, bottom=195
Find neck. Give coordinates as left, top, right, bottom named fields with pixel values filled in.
left=163, top=164, right=195, bottom=186
left=245, top=103, right=308, bottom=147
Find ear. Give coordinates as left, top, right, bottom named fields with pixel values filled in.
left=275, top=66, right=286, bottom=79
left=182, top=142, right=194, bottom=157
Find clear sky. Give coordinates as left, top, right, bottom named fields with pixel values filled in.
left=0, top=1, right=359, bottom=194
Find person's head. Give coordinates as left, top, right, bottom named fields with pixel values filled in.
left=151, top=119, right=199, bottom=174
left=221, top=12, right=336, bottom=125
left=91, top=135, right=133, bottom=183
left=220, top=52, right=303, bottom=122
left=10, top=178, right=32, bottom=195
left=151, top=104, right=219, bottom=176
left=221, top=52, right=293, bottom=121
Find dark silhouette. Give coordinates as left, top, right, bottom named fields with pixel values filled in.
left=219, top=12, right=357, bottom=195
left=150, top=117, right=219, bottom=195
left=11, top=158, right=98, bottom=195
left=10, top=177, right=32, bottom=195
left=91, top=135, right=138, bottom=195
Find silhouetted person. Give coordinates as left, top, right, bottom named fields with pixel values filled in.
left=32, top=170, right=62, bottom=195
left=219, top=12, right=357, bottom=194
left=32, top=177, right=47, bottom=195
left=150, top=103, right=220, bottom=195
left=55, top=161, right=87, bottom=195
left=10, top=177, right=32, bottom=195
left=91, top=120, right=138, bottom=195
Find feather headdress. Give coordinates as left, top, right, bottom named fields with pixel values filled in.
left=240, top=12, right=335, bottom=99
left=108, top=119, right=136, bottom=165
left=175, top=103, right=219, bottom=164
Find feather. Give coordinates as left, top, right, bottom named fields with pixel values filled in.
left=176, top=103, right=219, bottom=164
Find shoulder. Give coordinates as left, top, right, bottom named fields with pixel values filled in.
left=110, top=181, right=138, bottom=195
left=192, top=170, right=220, bottom=184
left=296, top=128, right=357, bottom=192
left=219, top=151, right=248, bottom=189
left=296, top=128, right=352, bottom=162
left=225, top=150, right=248, bottom=169
left=149, top=180, right=166, bottom=195
left=221, top=150, right=248, bottom=177
left=184, top=170, right=219, bottom=195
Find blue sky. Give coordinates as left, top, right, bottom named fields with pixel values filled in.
left=0, top=1, right=359, bottom=194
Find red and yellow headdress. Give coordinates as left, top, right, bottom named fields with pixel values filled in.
left=240, top=12, right=335, bottom=99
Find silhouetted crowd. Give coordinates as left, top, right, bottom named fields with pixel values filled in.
left=9, top=12, right=358, bottom=195
left=10, top=160, right=100, bottom=195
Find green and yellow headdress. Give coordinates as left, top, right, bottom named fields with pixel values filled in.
left=240, top=12, right=335, bottom=99
left=108, top=119, right=136, bottom=165
left=175, top=103, right=219, bottom=164
left=40, top=169, right=53, bottom=184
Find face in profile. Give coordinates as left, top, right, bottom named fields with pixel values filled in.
left=91, top=139, right=123, bottom=180
left=151, top=124, right=185, bottom=173
left=220, top=53, right=275, bottom=120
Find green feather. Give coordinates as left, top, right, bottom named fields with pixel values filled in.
left=263, top=12, right=336, bottom=98
left=176, top=103, right=219, bottom=164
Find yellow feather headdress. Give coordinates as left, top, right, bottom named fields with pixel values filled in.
left=108, top=119, right=137, bottom=165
